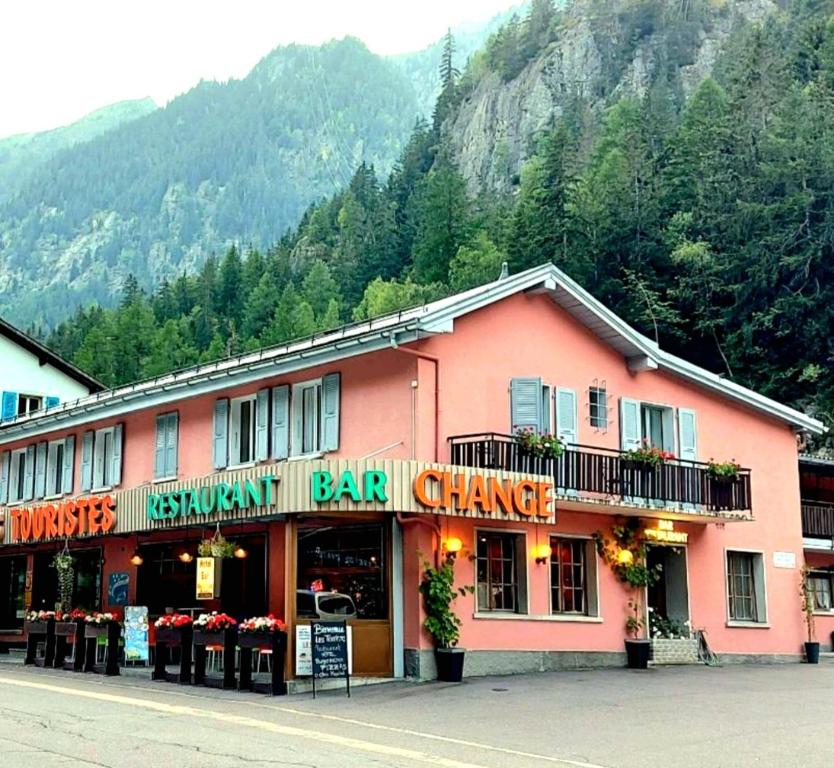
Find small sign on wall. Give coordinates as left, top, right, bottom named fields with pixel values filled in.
left=108, top=572, right=129, bottom=606
left=773, top=551, right=796, bottom=569
left=196, top=557, right=221, bottom=599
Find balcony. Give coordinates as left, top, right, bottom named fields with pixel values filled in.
left=802, top=501, right=834, bottom=542
left=448, top=433, right=753, bottom=520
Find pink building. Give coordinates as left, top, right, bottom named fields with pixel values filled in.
left=0, top=264, right=824, bottom=680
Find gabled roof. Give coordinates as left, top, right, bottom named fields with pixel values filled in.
left=0, top=263, right=824, bottom=440
left=0, top=317, right=103, bottom=393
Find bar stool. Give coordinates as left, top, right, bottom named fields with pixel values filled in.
left=255, top=646, right=272, bottom=674
left=206, top=644, right=223, bottom=672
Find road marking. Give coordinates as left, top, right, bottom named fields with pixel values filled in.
left=0, top=677, right=610, bottom=768
left=0, top=675, right=495, bottom=768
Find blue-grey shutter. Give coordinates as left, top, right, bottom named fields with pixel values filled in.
left=111, top=424, right=123, bottom=486
left=23, top=444, right=35, bottom=501
left=510, top=377, right=542, bottom=433
left=80, top=431, right=93, bottom=491
left=556, top=388, right=578, bottom=445
left=1, top=391, right=17, bottom=422
left=620, top=398, right=641, bottom=451
left=255, top=388, right=269, bottom=461
left=541, top=385, right=552, bottom=434
left=62, top=436, right=75, bottom=494
left=34, top=441, right=47, bottom=499
left=213, top=398, right=229, bottom=470
left=45, top=396, right=59, bottom=410
left=271, top=385, right=290, bottom=460
left=678, top=409, right=697, bottom=462
left=165, top=412, right=179, bottom=478
left=0, top=451, right=9, bottom=504
left=154, top=414, right=167, bottom=479
left=321, top=373, right=341, bottom=452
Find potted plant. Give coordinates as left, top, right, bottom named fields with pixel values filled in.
left=238, top=614, right=288, bottom=695
left=513, top=427, right=564, bottom=460
left=54, top=608, right=87, bottom=671
left=707, top=459, right=741, bottom=483
left=622, top=439, right=675, bottom=469
left=24, top=610, right=60, bottom=666
left=198, top=527, right=237, bottom=559
left=800, top=565, right=820, bottom=664
left=51, top=548, right=75, bottom=612
left=419, top=555, right=473, bottom=682
left=193, top=612, right=238, bottom=689
left=594, top=518, right=662, bottom=669
left=153, top=613, right=194, bottom=683
left=83, top=611, right=122, bottom=676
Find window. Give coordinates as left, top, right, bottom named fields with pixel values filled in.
left=641, top=404, right=674, bottom=452
left=476, top=532, right=525, bottom=612
left=9, top=448, right=26, bottom=503
left=154, top=412, right=179, bottom=480
left=93, top=427, right=115, bottom=489
left=45, top=440, right=65, bottom=497
left=17, top=394, right=42, bottom=417
left=551, top=538, right=588, bottom=614
left=727, top=551, right=766, bottom=623
left=0, top=555, right=26, bottom=630
left=808, top=572, right=833, bottom=612
left=589, top=386, right=608, bottom=430
left=292, top=379, right=322, bottom=456
left=230, top=395, right=256, bottom=466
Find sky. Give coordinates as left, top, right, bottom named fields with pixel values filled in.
left=0, top=0, right=515, bottom=139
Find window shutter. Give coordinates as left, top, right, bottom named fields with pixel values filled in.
left=165, top=413, right=179, bottom=478
left=62, top=436, right=75, bottom=494
left=556, top=388, right=578, bottom=445
left=541, top=385, right=552, bottom=434
left=1, top=391, right=17, bottom=422
left=154, top=414, right=167, bottom=479
left=510, top=377, right=542, bottom=433
left=620, top=398, right=641, bottom=451
left=0, top=451, right=9, bottom=504
left=45, top=396, right=60, bottom=410
left=80, top=431, right=94, bottom=491
left=321, top=373, right=341, bottom=452
left=34, top=441, right=47, bottom=499
left=111, top=424, right=123, bottom=487
left=23, top=444, right=35, bottom=501
left=213, top=399, right=229, bottom=470
left=678, top=409, right=697, bottom=462
left=271, top=385, right=290, bottom=460
left=255, top=388, right=269, bottom=461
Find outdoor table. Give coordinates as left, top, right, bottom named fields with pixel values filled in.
left=237, top=630, right=288, bottom=696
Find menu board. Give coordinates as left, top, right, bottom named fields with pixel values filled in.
left=124, top=606, right=149, bottom=663
left=311, top=621, right=349, bottom=681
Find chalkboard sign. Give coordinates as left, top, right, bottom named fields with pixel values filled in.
left=311, top=620, right=349, bottom=698
left=108, top=572, right=129, bottom=606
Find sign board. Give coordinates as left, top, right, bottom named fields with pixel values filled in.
left=311, top=620, right=350, bottom=697
left=295, top=625, right=313, bottom=676
left=10, top=495, right=116, bottom=542
left=124, top=606, right=149, bottom=663
left=773, top=551, right=796, bottom=569
left=196, top=557, right=221, bottom=599
left=147, top=476, right=278, bottom=521
left=107, top=572, right=129, bottom=606
left=644, top=520, right=688, bottom=544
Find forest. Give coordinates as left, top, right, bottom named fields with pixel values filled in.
left=43, top=0, right=834, bottom=441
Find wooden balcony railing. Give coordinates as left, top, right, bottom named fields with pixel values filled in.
left=801, top=501, right=834, bottom=538
left=448, top=433, right=752, bottom=513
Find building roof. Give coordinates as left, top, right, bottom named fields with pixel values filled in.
left=0, top=263, right=824, bottom=440
left=0, top=317, right=103, bottom=393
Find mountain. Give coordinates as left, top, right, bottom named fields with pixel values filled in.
left=0, top=99, right=157, bottom=202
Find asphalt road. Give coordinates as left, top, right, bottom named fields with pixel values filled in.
left=1, top=662, right=833, bottom=767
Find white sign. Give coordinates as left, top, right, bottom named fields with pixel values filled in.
left=295, top=623, right=353, bottom=675
left=773, top=551, right=796, bottom=569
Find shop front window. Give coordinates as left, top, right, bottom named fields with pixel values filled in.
left=0, top=555, right=26, bottom=630
left=30, top=549, right=101, bottom=613
left=297, top=523, right=387, bottom=620
left=476, top=532, right=524, bottom=613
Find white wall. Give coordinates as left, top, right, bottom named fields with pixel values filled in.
left=0, top=334, right=91, bottom=404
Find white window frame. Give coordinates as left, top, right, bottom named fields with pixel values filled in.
left=8, top=448, right=26, bottom=504
left=549, top=534, right=600, bottom=618
left=589, top=386, right=608, bottom=431
left=291, top=378, right=323, bottom=457
left=640, top=402, right=676, bottom=454
left=473, top=527, right=529, bottom=615
left=807, top=570, right=834, bottom=614
left=92, top=426, right=115, bottom=491
left=724, top=548, right=769, bottom=626
left=17, top=394, right=42, bottom=417
left=229, top=394, right=257, bottom=468
left=44, top=439, right=65, bottom=499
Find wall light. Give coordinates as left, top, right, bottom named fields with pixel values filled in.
left=129, top=550, right=144, bottom=567
left=534, top=544, right=552, bottom=565
left=178, top=550, right=194, bottom=564
left=444, top=536, right=463, bottom=559
left=233, top=545, right=248, bottom=559
left=617, top=549, right=634, bottom=565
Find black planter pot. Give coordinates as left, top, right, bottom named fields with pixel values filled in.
left=805, top=641, right=820, bottom=664
left=625, top=639, right=651, bottom=670
left=435, top=648, right=465, bottom=682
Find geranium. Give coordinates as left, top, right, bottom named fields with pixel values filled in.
left=623, top=439, right=675, bottom=468
left=193, top=611, right=237, bottom=631
left=513, top=426, right=564, bottom=459
left=85, top=611, right=120, bottom=625
left=68, top=608, right=88, bottom=621
left=26, top=610, right=62, bottom=622
left=707, top=459, right=741, bottom=480
left=239, top=614, right=287, bottom=634
left=154, top=613, right=193, bottom=629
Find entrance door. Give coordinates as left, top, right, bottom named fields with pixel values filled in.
left=646, top=545, right=690, bottom=634
left=296, top=521, right=392, bottom=677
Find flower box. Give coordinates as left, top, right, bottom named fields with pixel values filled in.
left=153, top=623, right=193, bottom=684
left=24, top=618, right=56, bottom=667
left=54, top=619, right=86, bottom=671
left=237, top=628, right=288, bottom=696
left=193, top=625, right=237, bottom=690
left=83, top=621, right=121, bottom=676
